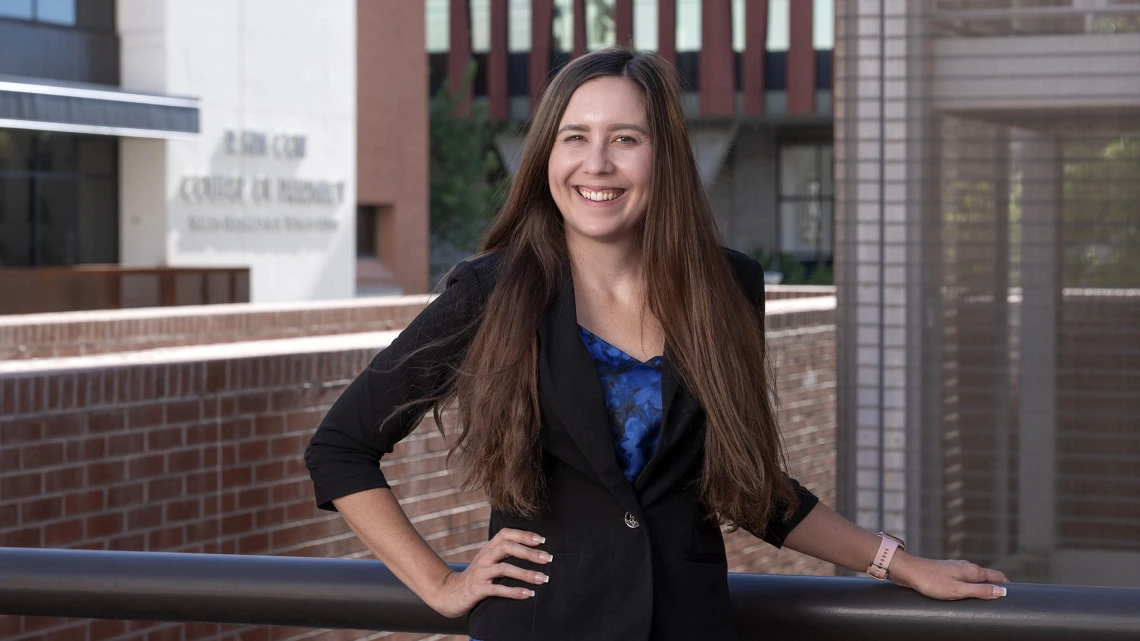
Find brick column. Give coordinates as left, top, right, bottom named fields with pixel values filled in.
left=699, top=0, right=734, bottom=116
left=572, top=0, right=587, bottom=57
left=530, top=0, right=554, bottom=107
left=742, top=0, right=768, bottom=114
left=488, top=0, right=509, bottom=119
left=657, top=0, right=676, bottom=65
left=447, top=0, right=473, bottom=109
left=615, top=0, right=633, bottom=46
left=787, top=0, right=815, bottom=114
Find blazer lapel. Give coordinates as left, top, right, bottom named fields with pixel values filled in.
left=537, top=273, right=645, bottom=521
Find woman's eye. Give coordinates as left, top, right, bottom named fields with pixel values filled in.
left=614, top=135, right=637, bottom=144
left=564, top=135, right=585, bottom=142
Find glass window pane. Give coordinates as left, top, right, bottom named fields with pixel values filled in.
left=471, top=0, right=491, bottom=53
left=0, top=177, right=32, bottom=266
left=0, top=129, right=32, bottom=172
left=509, top=0, right=531, bottom=52
left=586, top=0, right=615, bottom=51
left=35, top=133, right=78, bottom=173
left=76, top=177, right=117, bottom=264
left=0, top=0, right=32, bottom=20
left=732, top=0, right=746, bottom=53
left=426, top=0, right=450, bottom=54
left=676, top=0, right=701, bottom=52
left=553, top=0, right=573, bottom=53
left=767, top=0, right=789, bottom=52
left=633, top=0, right=658, bottom=50
left=821, top=144, right=833, bottom=196
left=36, top=178, right=79, bottom=265
left=780, top=201, right=833, bottom=258
left=813, top=0, right=834, bottom=49
left=780, top=145, right=819, bottom=197
left=36, top=0, right=75, bottom=25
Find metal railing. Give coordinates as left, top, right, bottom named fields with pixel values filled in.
left=933, top=2, right=1140, bottom=36
left=2, top=547, right=1140, bottom=640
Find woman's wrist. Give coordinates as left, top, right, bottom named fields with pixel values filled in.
left=885, top=549, right=918, bottom=588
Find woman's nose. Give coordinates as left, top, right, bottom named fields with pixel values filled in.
left=582, top=142, right=614, bottom=174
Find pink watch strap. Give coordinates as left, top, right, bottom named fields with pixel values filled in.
left=867, top=533, right=903, bottom=580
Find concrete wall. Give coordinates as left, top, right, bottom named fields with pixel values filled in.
left=117, top=0, right=357, bottom=303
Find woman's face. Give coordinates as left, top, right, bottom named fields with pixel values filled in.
left=548, top=76, right=653, bottom=248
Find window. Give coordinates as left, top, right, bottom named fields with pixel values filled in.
left=426, top=0, right=450, bottom=54
left=732, top=0, right=746, bottom=53
left=813, top=0, right=834, bottom=49
left=0, top=0, right=74, bottom=25
left=553, top=0, right=574, bottom=53
left=633, top=0, right=658, bottom=50
left=356, top=205, right=378, bottom=258
left=0, top=130, right=118, bottom=267
left=508, top=0, right=531, bottom=100
left=676, top=0, right=701, bottom=51
left=508, top=0, right=531, bottom=52
left=471, top=0, right=491, bottom=53
left=767, top=0, right=789, bottom=51
left=586, top=0, right=616, bottom=51
left=778, top=144, right=834, bottom=260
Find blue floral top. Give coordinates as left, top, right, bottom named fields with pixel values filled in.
left=470, top=328, right=664, bottom=641
left=577, top=324, right=665, bottom=483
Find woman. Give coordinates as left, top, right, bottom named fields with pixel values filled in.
left=304, top=48, right=1009, bottom=641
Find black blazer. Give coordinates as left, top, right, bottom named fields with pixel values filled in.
left=304, top=248, right=819, bottom=641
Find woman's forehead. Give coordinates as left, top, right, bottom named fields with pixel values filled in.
left=559, top=77, right=648, bottom=127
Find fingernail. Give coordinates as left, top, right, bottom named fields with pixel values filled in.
left=993, top=586, right=1007, bottom=598
left=541, top=552, right=553, bottom=562
left=524, top=589, right=535, bottom=598
left=536, top=573, right=549, bottom=583
left=532, top=535, right=545, bottom=544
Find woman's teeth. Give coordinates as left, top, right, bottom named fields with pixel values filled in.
left=577, top=187, right=624, bottom=202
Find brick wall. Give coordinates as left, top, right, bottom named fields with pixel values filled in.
left=0, top=300, right=836, bottom=641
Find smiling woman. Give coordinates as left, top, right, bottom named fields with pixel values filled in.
left=305, top=47, right=1010, bottom=641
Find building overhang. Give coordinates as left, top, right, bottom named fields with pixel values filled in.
left=0, top=75, right=199, bottom=139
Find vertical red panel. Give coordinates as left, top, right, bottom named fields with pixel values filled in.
left=615, top=0, right=634, bottom=46
left=488, top=0, right=509, bottom=119
left=447, top=0, right=474, bottom=111
left=573, top=0, right=587, bottom=57
left=530, top=0, right=555, bottom=108
left=788, top=0, right=815, bottom=114
left=699, top=0, right=733, bottom=116
left=742, top=0, right=768, bottom=114
left=657, top=0, right=676, bottom=64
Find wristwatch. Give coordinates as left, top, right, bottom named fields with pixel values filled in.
left=867, top=532, right=905, bottom=580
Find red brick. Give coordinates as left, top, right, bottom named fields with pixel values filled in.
left=43, top=466, right=84, bottom=492
left=0, top=526, right=41, bottom=547
left=221, top=513, right=253, bottom=536
left=0, top=614, right=22, bottom=637
left=108, top=532, right=146, bottom=551
left=43, top=518, right=85, bottom=546
left=90, top=618, right=129, bottom=638
left=19, top=496, right=62, bottom=523
left=88, top=409, right=126, bottom=433
left=65, top=489, right=106, bottom=515
left=127, top=403, right=166, bottom=429
left=253, top=461, right=287, bottom=484
left=147, top=477, right=184, bottom=502
left=221, top=467, right=253, bottom=487
left=239, top=532, right=269, bottom=554
left=237, top=392, right=271, bottom=416
left=0, top=446, right=18, bottom=470
left=22, top=615, right=70, bottom=633
left=237, top=439, right=269, bottom=463
left=129, top=453, right=166, bottom=479
left=108, top=431, right=146, bottom=457
left=40, top=413, right=84, bottom=439
left=271, top=479, right=311, bottom=504
left=1, top=418, right=42, bottom=445
left=165, top=498, right=200, bottom=522
left=166, top=400, right=201, bottom=424
left=270, top=434, right=308, bottom=458
left=108, top=481, right=146, bottom=508
left=254, top=414, right=285, bottom=436
left=186, top=422, right=220, bottom=445
left=186, top=519, right=220, bottom=543
left=147, top=426, right=185, bottom=450
left=167, top=448, right=202, bottom=473
left=147, top=526, right=184, bottom=550
left=127, top=505, right=163, bottom=530
left=220, top=418, right=253, bottom=441
left=238, top=487, right=270, bottom=510
left=86, top=512, right=125, bottom=538
left=186, top=470, right=220, bottom=494
left=88, top=460, right=127, bottom=485
left=67, top=440, right=103, bottom=467
left=2, top=472, right=43, bottom=497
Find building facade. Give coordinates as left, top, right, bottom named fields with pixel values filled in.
left=1, top=0, right=431, bottom=307
left=835, top=0, right=1140, bottom=587
left=428, top=0, right=838, bottom=273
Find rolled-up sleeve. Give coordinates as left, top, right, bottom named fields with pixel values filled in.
left=304, top=260, right=488, bottom=511
left=755, top=478, right=819, bottom=549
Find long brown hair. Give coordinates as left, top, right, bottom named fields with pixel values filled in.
left=437, top=47, right=795, bottom=533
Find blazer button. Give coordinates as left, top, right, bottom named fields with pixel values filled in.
left=624, top=512, right=640, bottom=528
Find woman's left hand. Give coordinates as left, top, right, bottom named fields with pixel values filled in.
left=888, top=552, right=1010, bottom=600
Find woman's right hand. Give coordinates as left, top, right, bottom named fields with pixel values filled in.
left=427, top=528, right=553, bottom=618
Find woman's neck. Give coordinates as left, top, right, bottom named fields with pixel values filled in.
left=565, top=232, right=644, bottom=297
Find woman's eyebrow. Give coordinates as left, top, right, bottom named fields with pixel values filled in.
left=556, top=123, right=649, bottom=135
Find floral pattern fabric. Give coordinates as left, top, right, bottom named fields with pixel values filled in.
left=577, top=325, right=665, bottom=483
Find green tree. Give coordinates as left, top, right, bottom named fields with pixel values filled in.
left=429, top=64, right=512, bottom=283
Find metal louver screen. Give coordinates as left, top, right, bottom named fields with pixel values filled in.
left=835, top=0, right=1140, bottom=587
